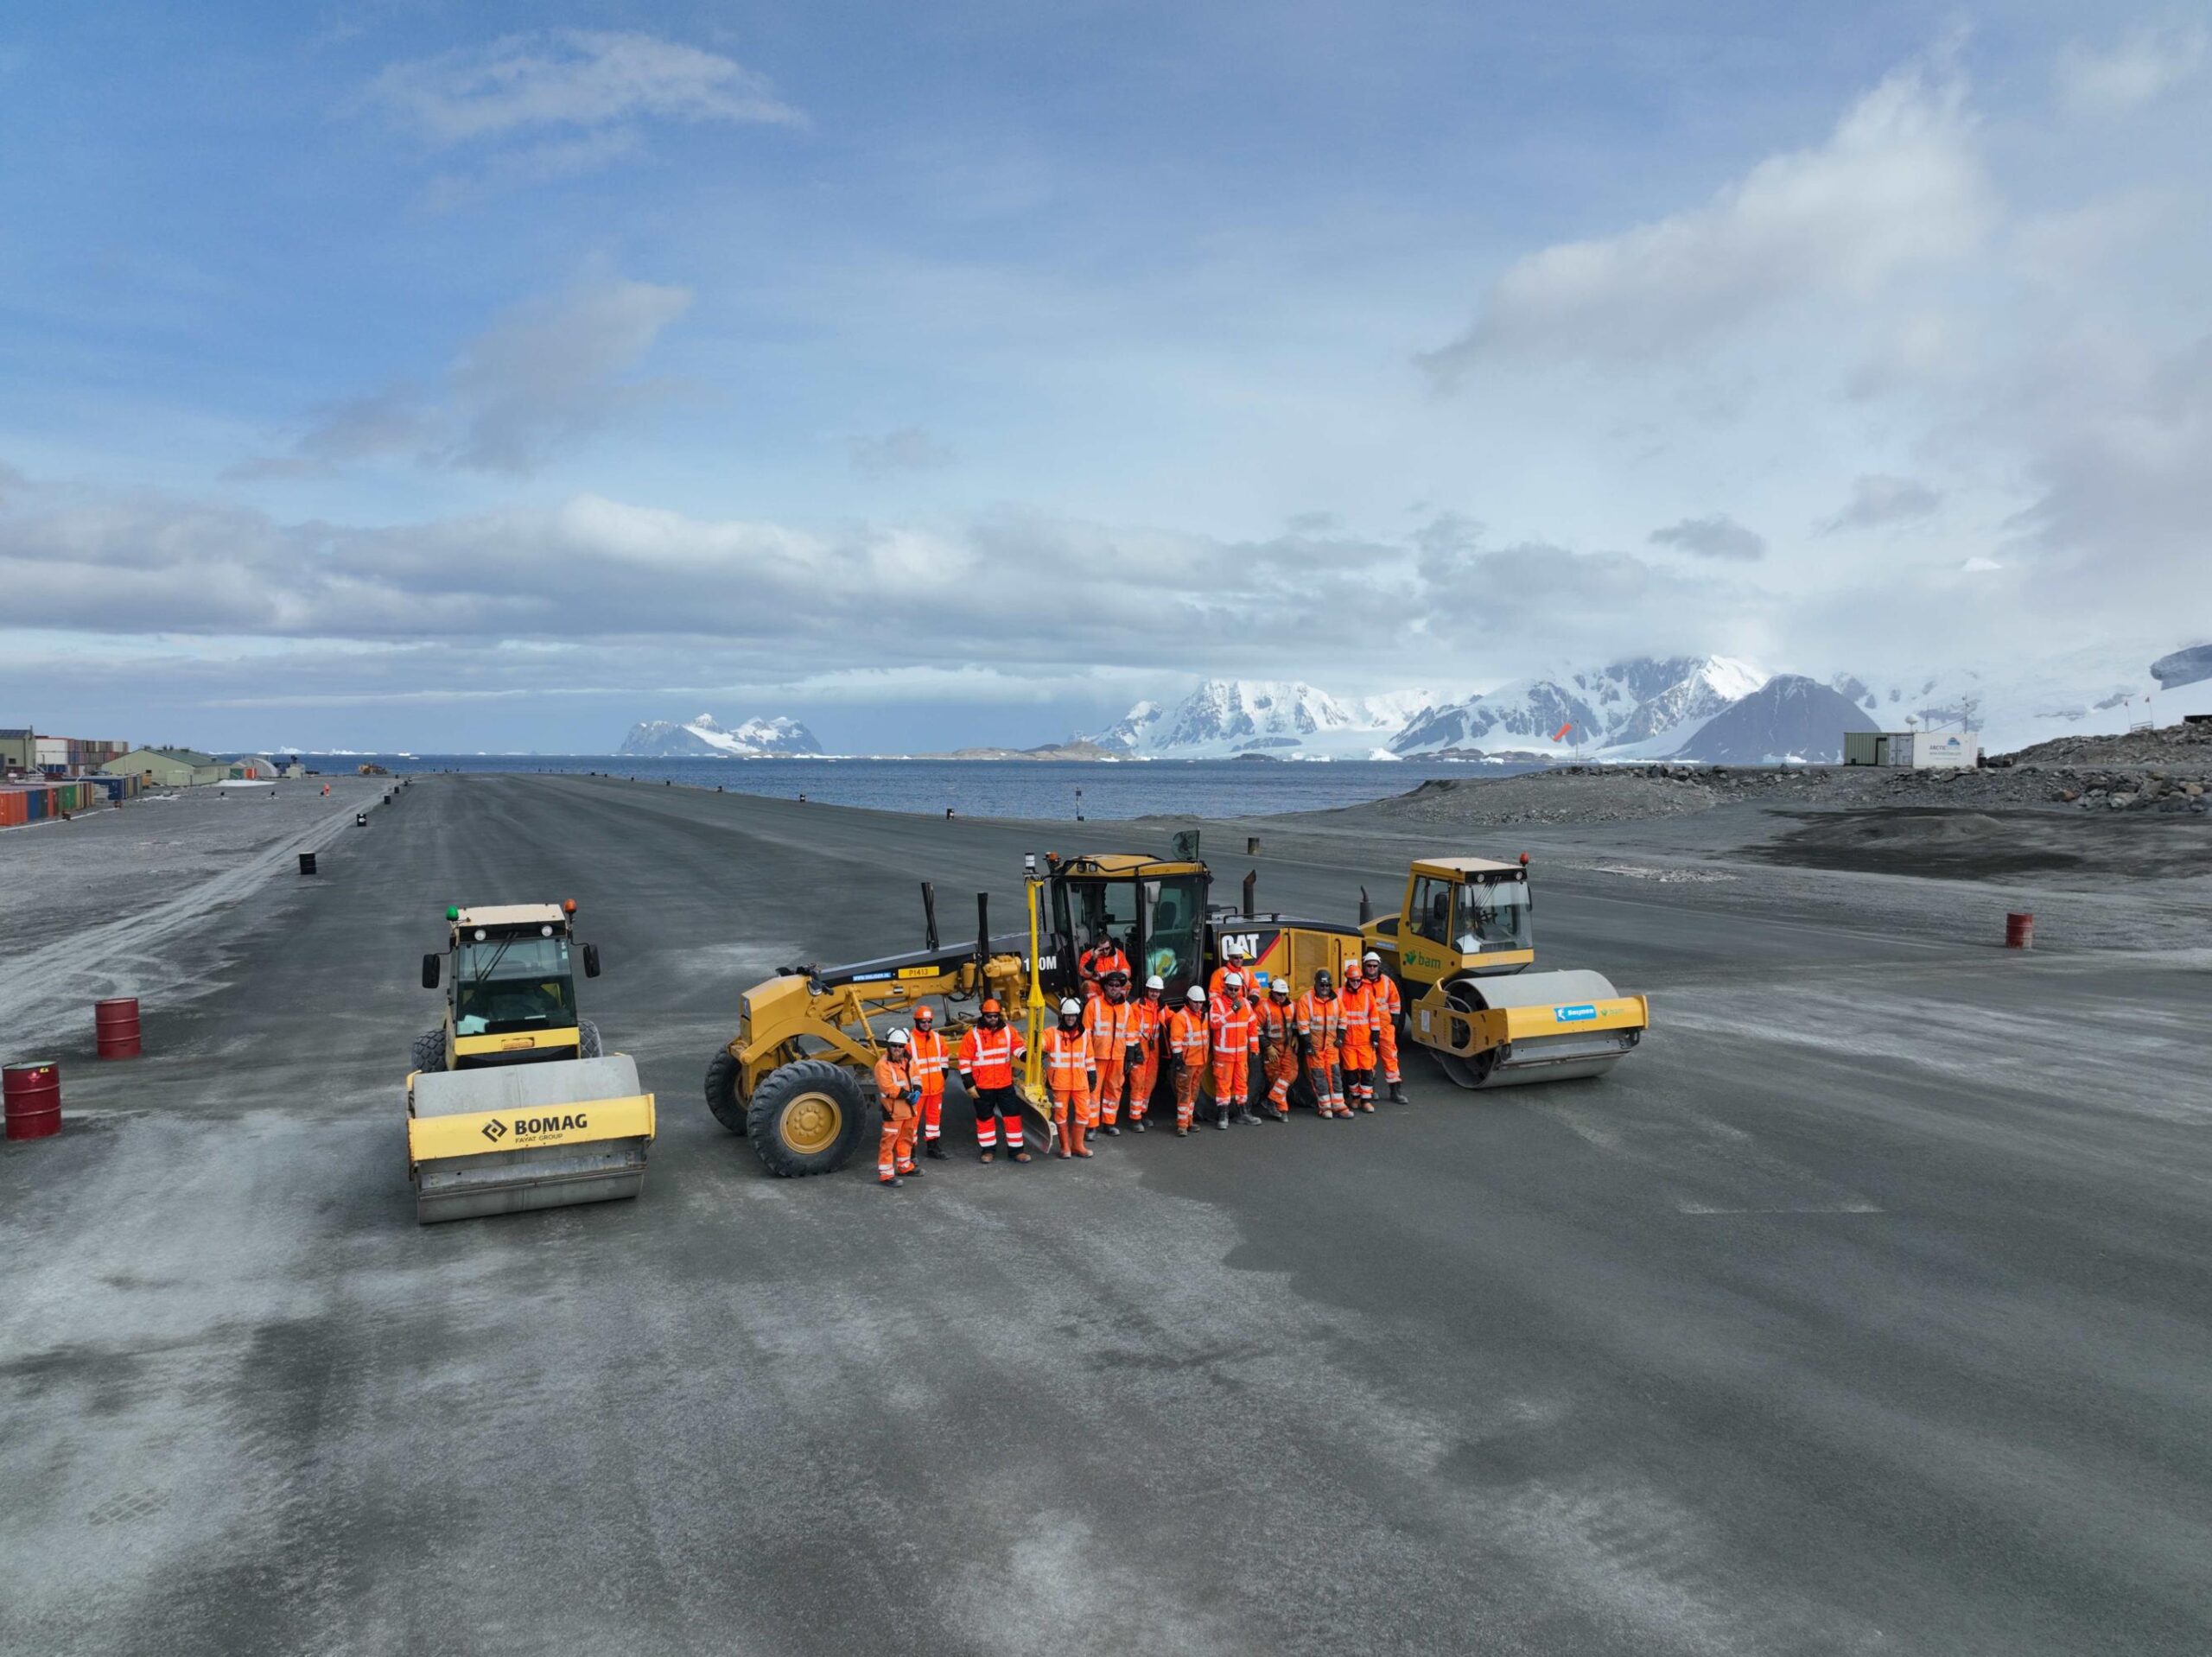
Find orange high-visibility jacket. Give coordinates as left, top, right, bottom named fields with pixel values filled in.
left=1042, top=1025, right=1094, bottom=1089
left=960, top=1025, right=1025, bottom=1089
left=1295, top=992, right=1346, bottom=1047
left=1208, top=998, right=1260, bottom=1057
left=1340, top=980, right=1376, bottom=1037
left=908, top=1028, right=950, bottom=1091
left=873, top=1053, right=918, bottom=1120
left=1167, top=1006, right=1209, bottom=1066
left=1367, top=974, right=1402, bottom=1024
left=1079, top=943, right=1130, bottom=986
left=1133, top=996, right=1166, bottom=1052
left=1255, top=997, right=1292, bottom=1047
left=1084, top=996, right=1141, bottom=1063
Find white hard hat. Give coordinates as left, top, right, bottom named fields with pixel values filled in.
left=1363, top=949, right=1382, bottom=966
left=1224, top=938, right=1246, bottom=956
left=1185, top=985, right=1206, bottom=1004
left=1224, top=971, right=1243, bottom=989
left=1145, top=974, right=1165, bottom=992
left=887, top=1028, right=910, bottom=1047
left=1271, top=979, right=1290, bottom=995
left=1059, top=998, right=1083, bottom=1016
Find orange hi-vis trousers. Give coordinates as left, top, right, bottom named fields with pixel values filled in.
left=877, top=1114, right=916, bottom=1179
left=1210, top=1051, right=1249, bottom=1113
left=1173, top=1061, right=1205, bottom=1129
left=1262, top=1042, right=1299, bottom=1111
left=1092, top=1059, right=1126, bottom=1127
left=1376, top=1017, right=1400, bottom=1086
left=1305, top=1044, right=1344, bottom=1114
left=1128, top=1044, right=1157, bottom=1121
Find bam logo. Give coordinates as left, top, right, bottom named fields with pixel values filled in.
left=480, top=1118, right=509, bottom=1142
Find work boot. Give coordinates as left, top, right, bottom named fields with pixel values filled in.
left=880, top=1175, right=903, bottom=1188
left=1010, top=1148, right=1032, bottom=1164
left=979, top=1151, right=995, bottom=1164
left=1236, top=1108, right=1261, bottom=1125
left=1272, top=1108, right=1289, bottom=1122
left=1216, top=1108, right=1230, bottom=1130
left=1101, top=1124, right=1121, bottom=1136
left=925, top=1140, right=947, bottom=1159
left=1389, top=1082, right=1408, bottom=1104
left=1132, top=1117, right=1147, bottom=1133
left=901, top=1164, right=924, bottom=1178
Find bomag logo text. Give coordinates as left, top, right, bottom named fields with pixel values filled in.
left=512, top=1114, right=588, bottom=1135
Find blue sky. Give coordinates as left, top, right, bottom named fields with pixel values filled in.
left=2, top=3, right=2207, bottom=751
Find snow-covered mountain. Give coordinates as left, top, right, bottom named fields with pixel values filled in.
left=1673, top=676, right=1877, bottom=764
left=1824, top=644, right=2177, bottom=754
left=1392, top=657, right=1767, bottom=758
left=618, top=714, right=823, bottom=758
left=1094, top=681, right=1443, bottom=759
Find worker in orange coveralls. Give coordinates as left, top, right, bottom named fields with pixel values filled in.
left=1339, top=958, right=1378, bottom=1113
left=872, top=1029, right=923, bottom=1187
left=1363, top=950, right=1407, bottom=1104
left=1255, top=979, right=1298, bottom=1121
left=1166, top=985, right=1209, bottom=1136
left=1043, top=998, right=1098, bottom=1159
left=958, top=999, right=1030, bottom=1164
left=908, top=1005, right=953, bottom=1157
left=1078, top=934, right=1129, bottom=999
left=1296, top=968, right=1350, bottom=1118
left=1207, top=971, right=1260, bottom=1130
left=1125, top=974, right=1167, bottom=1131
left=1083, top=971, right=1141, bottom=1137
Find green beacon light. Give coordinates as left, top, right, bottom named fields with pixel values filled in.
left=445, top=905, right=460, bottom=921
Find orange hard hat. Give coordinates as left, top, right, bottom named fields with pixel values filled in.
left=981, top=998, right=1001, bottom=1014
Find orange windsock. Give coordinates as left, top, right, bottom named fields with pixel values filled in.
left=1551, top=721, right=1573, bottom=742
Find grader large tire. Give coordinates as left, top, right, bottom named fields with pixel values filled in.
left=747, top=1059, right=869, bottom=1178
left=702, top=1049, right=747, bottom=1133
left=410, top=1028, right=446, bottom=1073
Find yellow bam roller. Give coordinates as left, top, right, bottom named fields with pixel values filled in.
left=406, top=900, right=654, bottom=1222
left=1361, top=854, right=1649, bottom=1089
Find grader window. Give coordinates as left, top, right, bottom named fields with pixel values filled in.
left=1141, top=874, right=1204, bottom=988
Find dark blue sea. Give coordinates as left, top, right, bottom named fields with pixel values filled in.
left=302, top=754, right=1544, bottom=821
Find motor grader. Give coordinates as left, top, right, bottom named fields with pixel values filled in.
left=703, top=835, right=1648, bottom=1176
left=405, top=900, right=655, bottom=1222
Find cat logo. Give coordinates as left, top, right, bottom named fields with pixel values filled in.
left=480, top=1118, right=509, bottom=1142
left=1217, top=932, right=1262, bottom=962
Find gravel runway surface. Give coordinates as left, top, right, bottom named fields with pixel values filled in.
left=3, top=773, right=2207, bottom=1655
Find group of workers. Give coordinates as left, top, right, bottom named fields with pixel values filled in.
left=868, top=936, right=1407, bottom=1187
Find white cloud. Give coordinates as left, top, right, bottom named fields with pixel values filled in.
left=232, top=277, right=691, bottom=479
left=2056, top=22, right=2209, bottom=117
left=1421, top=58, right=1994, bottom=379
left=1818, top=474, right=1942, bottom=534
left=1649, top=514, right=1767, bottom=561
left=449, top=278, right=693, bottom=473
left=365, top=29, right=801, bottom=146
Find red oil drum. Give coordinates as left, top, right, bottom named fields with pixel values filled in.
left=2005, top=912, right=2034, bottom=949
left=95, top=997, right=143, bottom=1058
left=3, top=1061, right=61, bottom=1140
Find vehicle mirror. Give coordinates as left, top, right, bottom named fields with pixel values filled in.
left=421, top=953, right=440, bottom=989
left=582, top=943, right=602, bottom=978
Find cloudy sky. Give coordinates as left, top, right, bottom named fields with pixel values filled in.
left=1, top=3, right=2206, bottom=752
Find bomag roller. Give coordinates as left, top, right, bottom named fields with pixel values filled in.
left=405, top=900, right=655, bottom=1222
left=1360, top=854, right=1648, bottom=1089
left=703, top=833, right=1648, bottom=1176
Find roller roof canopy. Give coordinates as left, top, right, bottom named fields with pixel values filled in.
left=1410, top=856, right=1524, bottom=876
left=454, top=904, right=568, bottom=929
